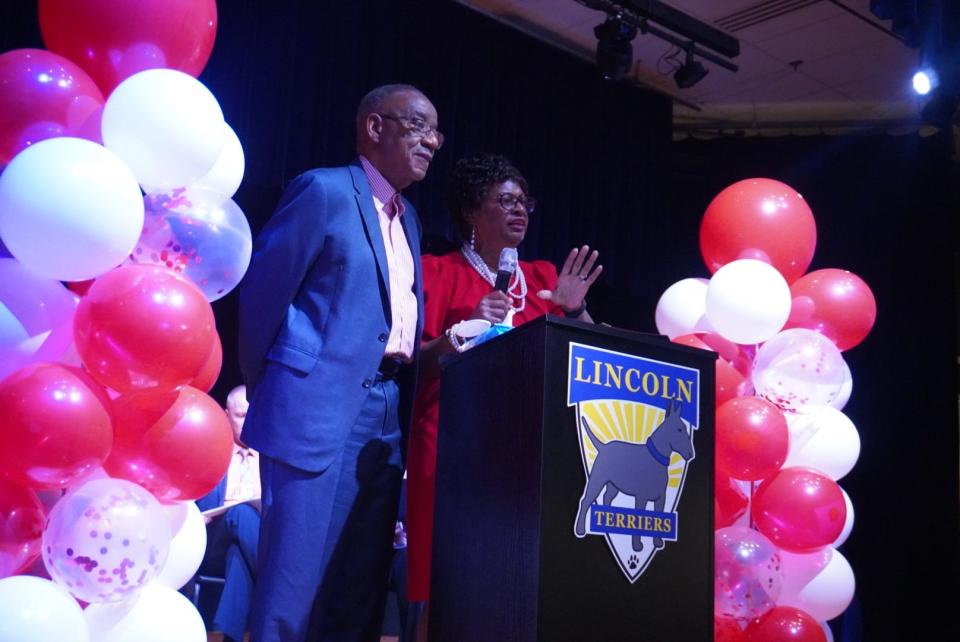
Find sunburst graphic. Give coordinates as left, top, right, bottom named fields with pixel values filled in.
left=578, top=399, right=688, bottom=490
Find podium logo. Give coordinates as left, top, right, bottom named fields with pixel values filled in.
left=567, top=342, right=700, bottom=583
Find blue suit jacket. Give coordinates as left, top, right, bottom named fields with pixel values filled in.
left=238, top=160, right=423, bottom=473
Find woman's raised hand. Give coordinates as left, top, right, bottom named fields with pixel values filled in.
left=537, top=245, right=602, bottom=313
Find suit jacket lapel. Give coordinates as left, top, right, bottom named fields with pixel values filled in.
left=349, top=162, right=392, bottom=308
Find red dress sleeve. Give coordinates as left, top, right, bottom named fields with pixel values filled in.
left=420, top=253, right=455, bottom=342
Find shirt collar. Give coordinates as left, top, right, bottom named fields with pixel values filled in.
left=234, top=444, right=256, bottom=457
left=359, top=155, right=404, bottom=217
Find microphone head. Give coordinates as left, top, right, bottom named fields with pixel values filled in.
left=498, top=247, right=518, bottom=273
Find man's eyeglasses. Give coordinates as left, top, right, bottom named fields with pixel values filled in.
left=497, top=192, right=536, bottom=214
left=378, top=114, right=444, bottom=149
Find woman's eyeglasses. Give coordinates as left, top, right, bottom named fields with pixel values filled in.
left=497, top=193, right=536, bottom=214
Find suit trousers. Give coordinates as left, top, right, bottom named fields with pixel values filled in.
left=203, top=503, right=261, bottom=642
left=250, top=378, right=404, bottom=642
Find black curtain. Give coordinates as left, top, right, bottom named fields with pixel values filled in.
left=3, top=2, right=958, bottom=639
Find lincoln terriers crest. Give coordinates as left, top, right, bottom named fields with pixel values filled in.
left=568, top=342, right=700, bottom=583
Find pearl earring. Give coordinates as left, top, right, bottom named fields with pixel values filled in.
left=470, top=226, right=476, bottom=251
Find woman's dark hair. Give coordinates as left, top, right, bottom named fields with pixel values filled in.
left=446, top=153, right=529, bottom=241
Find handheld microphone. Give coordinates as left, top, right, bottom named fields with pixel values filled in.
left=494, top=247, right=518, bottom=292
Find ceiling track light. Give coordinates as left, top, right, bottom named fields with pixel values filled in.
left=593, top=16, right=638, bottom=81
left=579, top=0, right=739, bottom=84
left=674, top=46, right=709, bottom=89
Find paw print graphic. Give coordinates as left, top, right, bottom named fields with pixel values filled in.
left=628, top=555, right=639, bottom=570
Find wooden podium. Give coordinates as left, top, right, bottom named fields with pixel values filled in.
left=429, top=316, right=716, bottom=642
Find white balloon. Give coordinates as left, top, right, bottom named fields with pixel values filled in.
left=777, top=547, right=855, bottom=622
left=0, top=137, right=144, bottom=281
left=0, top=576, right=89, bottom=642
left=784, top=406, right=861, bottom=480
left=156, top=502, right=207, bottom=590
left=654, top=277, right=711, bottom=338
left=84, top=582, right=206, bottom=642
left=833, top=488, right=855, bottom=548
left=0, top=258, right=78, bottom=380
left=103, top=69, right=225, bottom=190
left=705, top=259, right=791, bottom=344
left=188, top=122, right=245, bottom=198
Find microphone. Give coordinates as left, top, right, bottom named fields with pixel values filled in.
left=494, top=247, right=518, bottom=292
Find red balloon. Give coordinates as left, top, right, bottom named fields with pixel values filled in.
left=0, top=48, right=104, bottom=164
left=38, top=0, right=218, bottom=95
left=785, top=268, right=876, bottom=351
left=0, top=363, right=113, bottom=489
left=74, top=264, right=217, bottom=394
left=672, top=334, right=747, bottom=406
left=106, top=386, right=233, bottom=502
left=190, top=331, right=223, bottom=393
left=752, top=467, right=846, bottom=552
left=716, top=397, right=788, bottom=481
left=716, top=615, right=746, bottom=642
left=0, top=476, right=46, bottom=578
left=715, top=470, right=750, bottom=528
left=700, top=178, right=817, bottom=283
left=744, top=606, right=826, bottom=642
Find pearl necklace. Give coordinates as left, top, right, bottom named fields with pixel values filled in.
left=461, top=243, right=527, bottom=312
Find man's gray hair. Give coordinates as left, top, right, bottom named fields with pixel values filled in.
left=355, top=83, right=423, bottom=141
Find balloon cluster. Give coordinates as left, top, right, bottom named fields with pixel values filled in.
left=0, top=3, right=242, bottom=641
left=655, top=178, right=875, bottom=641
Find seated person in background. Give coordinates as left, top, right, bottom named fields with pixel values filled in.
left=406, top=153, right=601, bottom=638
left=196, top=384, right=261, bottom=642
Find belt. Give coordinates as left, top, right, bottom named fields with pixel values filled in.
left=377, top=357, right=405, bottom=381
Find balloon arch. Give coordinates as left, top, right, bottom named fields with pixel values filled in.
left=656, top=178, right=875, bottom=641
left=0, top=2, right=247, bottom=640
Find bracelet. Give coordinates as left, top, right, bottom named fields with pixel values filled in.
left=563, top=299, right=587, bottom=318
left=445, top=327, right=463, bottom=352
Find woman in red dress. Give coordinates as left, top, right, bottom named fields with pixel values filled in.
left=406, top=154, right=602, bottom=632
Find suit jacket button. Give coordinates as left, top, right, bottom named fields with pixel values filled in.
left=378, top=333, right=387, bottom=342
left=362, top=379, right=372, bottom=389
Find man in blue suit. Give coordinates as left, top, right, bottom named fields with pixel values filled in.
left=238, top=84, right=441, bottom=642
left=196, top=385, right=260, bottom=642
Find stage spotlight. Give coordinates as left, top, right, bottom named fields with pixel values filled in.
left=912, top=68, right=939, bottom=95
left=594, top=16, right=637, bottom=81
left=674, top=48, right=708, bottom=89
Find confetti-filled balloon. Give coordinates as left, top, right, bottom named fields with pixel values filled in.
left=42, top=477, right=171, bottom=603
left=752, top=328, right=847, bottom=411
left=715, top=526, right=783, bottom=620
left=129, top=186, right=252, bottom=301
